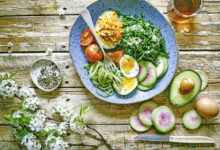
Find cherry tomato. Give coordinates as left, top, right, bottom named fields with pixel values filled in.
left=80, top=28, right=94, bottom=46
left=106, top=51, right=114, bottom=57
left=85, top=44, right=103, bottom=63
left=106, top=51, right=124, bottom=67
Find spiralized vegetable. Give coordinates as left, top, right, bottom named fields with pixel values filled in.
left=84, top=62, right=122, bottom=96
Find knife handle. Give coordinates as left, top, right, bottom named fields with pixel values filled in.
left=169, top=136, right=215, bottom=144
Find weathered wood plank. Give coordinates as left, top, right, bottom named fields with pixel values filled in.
left=0, top=52, right=219, bottom=88
left=0, top=0, right=219, bottom=16
left=0, top=82, right=220, bottom=125
left=0, top=125, right=219, bottom=150
left=0, top=14, right=220, bottom=52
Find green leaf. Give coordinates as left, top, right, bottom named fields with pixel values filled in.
left=3, top=73, right=8, bottom=80
left=0, top=75, right=2, bottom=84
left=80, top=105, right=91, bottom=115
left=53, top=131, right=60, bottom=137
left=2, top=115, right=14, bottom=121
left=15, top=129, right=28, bottom=140
left=50, top=138, right=56, bottom=143
left=9, top=71, right=17, bottom=78
left=37, top=130, right=49, bottom=137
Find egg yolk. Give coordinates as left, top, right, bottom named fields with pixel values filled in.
left=122, top=77, right=136, bottom=91
left=121, top=57, right=135, bottom=74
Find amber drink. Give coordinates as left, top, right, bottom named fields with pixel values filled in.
left=168, top=0, right=204, bottom=23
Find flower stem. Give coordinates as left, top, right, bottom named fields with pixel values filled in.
left=86, top=125, right=112, bottom=150
left=69, top=143, right=98, bottom=148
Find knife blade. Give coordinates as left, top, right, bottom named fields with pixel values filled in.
left=134, top=134, right=215, bottom=144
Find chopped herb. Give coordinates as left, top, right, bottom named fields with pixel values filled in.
left=37, top=64, right=61, bottom=90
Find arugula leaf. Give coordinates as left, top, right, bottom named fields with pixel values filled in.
left=115, top=10, right=169, bottom=65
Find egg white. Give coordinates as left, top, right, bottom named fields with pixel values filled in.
left=119, top=55, right=139, bottom=78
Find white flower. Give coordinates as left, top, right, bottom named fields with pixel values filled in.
left=12, top=110, right=22, bottom=118
left=22, top=97, right=40, bottom=111
left=29, top=110, right=47, bottom=132
left=45, top=134, right=68, bottom=150
left=17, top=85, right=36, bottom=99
left=69, top=115, right=87, bottom=134
left=43, top=121, right=67, bottom=135
left=46, top=48, right=53, bottom=56
left=0, top=79, right=18, bottom=99
left=8, top=42, right=13, bottom=48
left=52, top=105, right=73, bottom=121
left=58, top=7, right=65, bottom=16
left=57, top=122, right=68, bottom=135
left=44, top=122, right=57, bottom=132
left=12, top=110, right=32, bottom=119
left=21, top=133, right=41, bottom=150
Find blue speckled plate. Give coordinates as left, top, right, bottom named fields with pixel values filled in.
left=69, top=0, right=178, bottom=104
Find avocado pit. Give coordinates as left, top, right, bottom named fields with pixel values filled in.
left=179, top=77, right=194, bottom=94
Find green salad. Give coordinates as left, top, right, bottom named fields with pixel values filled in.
left=115, top=9, right=168, bottom=65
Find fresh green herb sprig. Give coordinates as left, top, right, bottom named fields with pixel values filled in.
left=115, top=9, right=169, bottom=65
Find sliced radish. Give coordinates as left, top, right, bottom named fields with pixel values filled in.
left=195, top=70, right=208, bottom=90
left=137, top=85, right=151, bottom=91
left=137, top=61, right=148, bottom=83
left=138, top=101, right=157, bottom=126
left=129, top=109, right=150, bottom=132
left=182, top=109, right=202, bottom=130
left=156, top=56, right=168, bottom=78
left=151, top=106, right=175, bottom=133
left=140, top=62, right=157, bottom=87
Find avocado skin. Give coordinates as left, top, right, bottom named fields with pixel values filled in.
left=169, top=70, right=202, bottom=107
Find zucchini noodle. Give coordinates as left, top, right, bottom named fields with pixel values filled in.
left=84, top=62, right=122, bottom=96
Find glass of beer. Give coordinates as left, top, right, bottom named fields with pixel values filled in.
left=167, top=0, right=204, bottom=23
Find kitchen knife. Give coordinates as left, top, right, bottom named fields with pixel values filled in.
left=134, top=134, right=215, bottom=144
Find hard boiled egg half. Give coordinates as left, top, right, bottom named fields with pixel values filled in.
left=119, top=55, right=139, bottom=78
left=117, top=77, right=138, bottom=95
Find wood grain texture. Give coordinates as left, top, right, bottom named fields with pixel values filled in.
left=0, top=0, right=219, bottom=16
left=0, top=0, right=220, bottom=149
left=0, top=125, right=219, bottom=150
left=0, top=14, right=220, bottom=52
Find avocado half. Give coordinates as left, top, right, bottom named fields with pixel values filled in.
left=169, top=70, right=202, bottom=107
left=95, top=11, right=117, bottom=49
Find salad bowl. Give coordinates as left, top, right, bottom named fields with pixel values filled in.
left=69, top=0, right=178, bottom=104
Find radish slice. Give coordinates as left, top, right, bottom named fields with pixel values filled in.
left=140, top=62, right=157, bottom=87
left=182, top=109, right=202, bottom=130
left=195, top=70, right=208, bottom=90
left=138, top=101, right=157, bottom=126
left=137, top=61, right=148, bottom=83
left=156, top=56, right=168, bottom=78
left=151, top=106, right=176, bottom=133
left=129, top=109, right=150, bottom=132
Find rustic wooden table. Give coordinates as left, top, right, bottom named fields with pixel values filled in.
left=0, top=0, right=220, bottom=149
